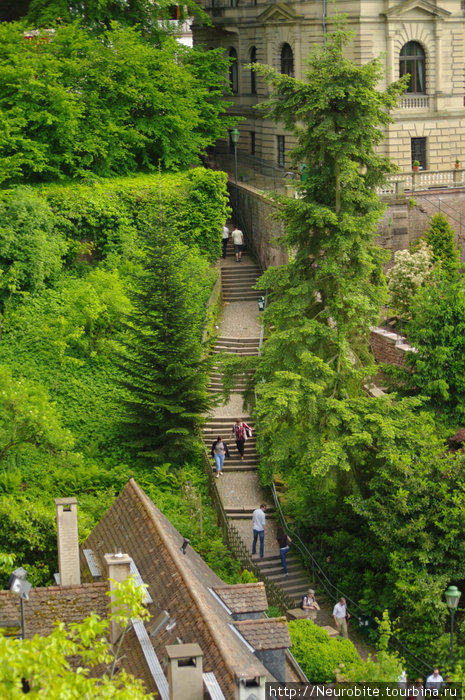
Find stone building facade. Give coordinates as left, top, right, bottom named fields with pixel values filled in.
left=193, top=0, right=465, bottom=179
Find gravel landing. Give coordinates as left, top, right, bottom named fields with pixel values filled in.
left=220, top=301, right=262, bottom=338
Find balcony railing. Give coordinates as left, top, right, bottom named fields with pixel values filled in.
left=398, top=94, right=430, bottom=110
left=378, top=167, right=465, bottom=195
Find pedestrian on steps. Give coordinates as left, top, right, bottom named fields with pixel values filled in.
left=211, top=436, right=230, bottom=478
left=222, top=225, right=230, bottom=259
left=252, top=503, right=267, bottom=558
left=301, top=589, right=320, bottom=618
left=232, top=419, right=252, bottom=461
left=231, top=227, right=244, bottom=263
left=333, top=597, right=350, bottom=639
left=276, top=526, right=292, bottom=575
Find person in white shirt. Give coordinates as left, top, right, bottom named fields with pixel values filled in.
left=222, top=225, right=229, bottom=259
left=251, top=503, right=267, bottom=558
left=332, top=597, right=350, bottom=638
left=231, top=227, right=244, bottom=263
left=425, top=669, right=445, bottom=693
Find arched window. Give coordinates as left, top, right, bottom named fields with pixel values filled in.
left=280, top=43, right=294, bottom=77
left=229, top=47, right=238, bottom=94
left=399, top=42, right=425, bottom=93
left=250, top=46, right=257, bottom=94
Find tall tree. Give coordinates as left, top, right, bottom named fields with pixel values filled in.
left=0, top=22, right=234, bottom=186
left=120, top=226, right=211, bottom=464
left=250, top=26, right=407, bottom=480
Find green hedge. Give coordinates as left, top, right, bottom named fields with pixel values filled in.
left=33, top=168, right=230, bottom=262
left=288, top=619, right=359, bottom=682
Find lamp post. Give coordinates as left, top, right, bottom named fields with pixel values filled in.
left=9, top=567, right=31, bottom=640
left=230, top=128, right=240, bottom=216
left=445, top=585, right=461, bottom=661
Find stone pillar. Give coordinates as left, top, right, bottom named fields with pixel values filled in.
left=104, top=552, right=132, bottom=644
left=55, top=497, right=80, bottom=587
left=166, top=643, right=204, bottom=700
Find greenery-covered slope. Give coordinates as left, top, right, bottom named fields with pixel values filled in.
left=0, top=169, right=241, bottom=588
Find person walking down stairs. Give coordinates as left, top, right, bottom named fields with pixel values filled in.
left=210, top=436, right=230, bottom=478
left=231, top=227, right=244, bottom=263
left=232, top=419, right=253, bottom=461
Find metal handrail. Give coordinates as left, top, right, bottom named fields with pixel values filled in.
left=269, top=467, right=431, bottom=677
left=201, top=445, right=295, bottom=612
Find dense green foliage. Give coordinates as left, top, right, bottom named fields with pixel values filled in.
left=388, top=272, right=465, bottom=419
left=288, top=620, right=359, bottom=682
left=119, top=227, right=212, bottom=462
left=0, top=170, right=241, bottom=588
left=0, top=21, right=233, bottom=185
left=24, top=0, right=206, bottom=42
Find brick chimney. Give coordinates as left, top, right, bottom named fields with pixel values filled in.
left=55, top=497, right=80, bottom=586
left=104, top=551, right=132, bottom=644
left=166, top=643, right=203, bottom=700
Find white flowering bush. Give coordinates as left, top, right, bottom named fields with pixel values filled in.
left=387, top=240, right=433, bottom=318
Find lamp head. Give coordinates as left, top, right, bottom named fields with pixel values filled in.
left=445, top=585, right=461, bottom=609
left=230, top=128, right=240, bottom=145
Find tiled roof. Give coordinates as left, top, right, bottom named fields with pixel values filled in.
left=233, top=617, right=292, bottom=651
left=82, top=478, right=272, bottom=697
left=213, top=583, right=268, bottom=613
left=0, top=582, right=108, bottom=639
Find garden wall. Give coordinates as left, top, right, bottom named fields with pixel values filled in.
left=228, top=182, right=287, bottom=270
left=369, top=327, right=416, bottom=368
left=229, top=181, right=465, bottom=268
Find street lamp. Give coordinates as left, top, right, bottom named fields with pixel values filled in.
left=9, top=567, right=31, bottom=640
left=445, top=584, right=461, bottom=661
left=230, top=128, right=240, bottom=215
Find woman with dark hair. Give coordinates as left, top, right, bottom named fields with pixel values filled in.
left=211, top=435, right=230, bottom=478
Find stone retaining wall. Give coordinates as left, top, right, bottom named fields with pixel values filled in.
left=229, top=182, right=287, bottom=270
left=228, top=179, right=465, bottom=269
left=369, top=327, right=417, bottom=368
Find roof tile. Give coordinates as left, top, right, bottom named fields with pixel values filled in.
left=233, top=617, right=292, bottom=651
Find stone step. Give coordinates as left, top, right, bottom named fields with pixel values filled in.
left=222, top=282, right=260, bottom=289
left=223, top=293, right=262, bottom=300
left=215, top=337, right=260, bottom=345
left=203, top=418, right=255, bottom=425
left=214, top=343, right=259, bottom=350
left=220, top=465, right=258, bottom=472
left=221, top=265, right=260, bottom=272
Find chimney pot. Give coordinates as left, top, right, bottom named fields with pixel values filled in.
left=166, top=643, right=203, bottom=700
left=55, top=497, right=80, bottom=586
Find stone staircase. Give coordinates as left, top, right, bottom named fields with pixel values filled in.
left=203, top=245, right=316, bottom=608
left=203, top=240, right=376, bottom=657
left=221, top=263, right=262, bottom=302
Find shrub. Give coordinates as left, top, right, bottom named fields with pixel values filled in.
left=288, top=619, right=359, bottom=682
left=34, top=169, right=230, bottom=262
left=403, top=272, right=465, bottom=417
left=387, top=240, right=433, bottom=319
left=424, top=213, right=460, bottom=276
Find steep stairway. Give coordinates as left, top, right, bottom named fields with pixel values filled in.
left=203, top=236, right=376, bottom=659
left=221, top=263, right=262, bottom=302
left=204, top=243, right=315, bottom=608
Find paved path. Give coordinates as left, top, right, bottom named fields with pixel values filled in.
left=203, top=239, right=373, bottom=659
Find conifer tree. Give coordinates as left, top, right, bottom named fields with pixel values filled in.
left=120, top=226, right=211, bottom=464
left=249, top=28, right=421, bottom=482
left=424, top=213, right=460, bottom=276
